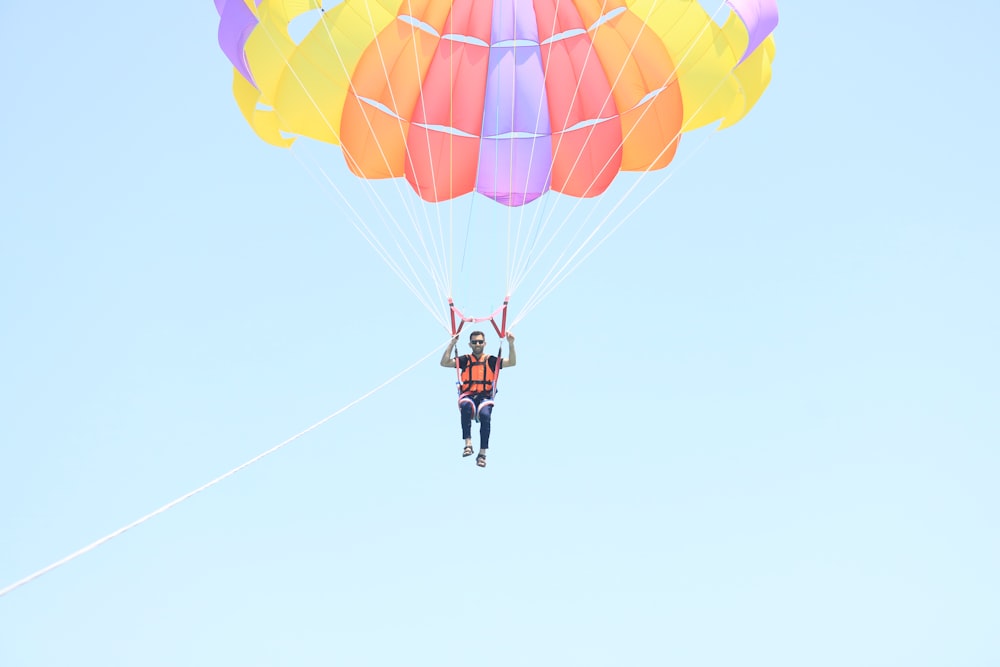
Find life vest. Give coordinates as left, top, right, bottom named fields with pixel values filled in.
left=458, top=354, right=499, bottom=397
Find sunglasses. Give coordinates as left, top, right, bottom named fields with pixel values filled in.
left=470, top=340, right=485, bottom=345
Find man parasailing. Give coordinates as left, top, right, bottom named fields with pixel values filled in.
left=441, top=330, right=517, bottom=468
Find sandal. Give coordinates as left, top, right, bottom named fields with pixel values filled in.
left=462, top=444, right=474, bottom=457
left=476, top=453, right=487, bottom=468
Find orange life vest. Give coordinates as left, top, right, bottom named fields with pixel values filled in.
left=458, top=354, right=499, bottom=396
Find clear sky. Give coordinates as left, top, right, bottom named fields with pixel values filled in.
left=2, top=2, right=998, bottom=666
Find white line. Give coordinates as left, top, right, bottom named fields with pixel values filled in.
left=0, top=342, right=446, bottom=598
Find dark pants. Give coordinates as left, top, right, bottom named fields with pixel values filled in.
left=460, top=394, right=494, bottom=450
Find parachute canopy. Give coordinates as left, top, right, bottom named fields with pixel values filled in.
left=215, top=0, right=777, bottom=207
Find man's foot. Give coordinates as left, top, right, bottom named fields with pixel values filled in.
left=462, top=444, right=474, bottom=457
left=476, top=453, right=487, bottom=468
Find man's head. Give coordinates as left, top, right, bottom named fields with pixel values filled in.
left=468, top=330, right=486, bottom=353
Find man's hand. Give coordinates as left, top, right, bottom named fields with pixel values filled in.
left=503, top=331, right=517, bottom=367
left=440, top=333, right=461, bottom=367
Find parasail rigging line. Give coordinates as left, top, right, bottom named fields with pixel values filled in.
left=291, top=148, right=448, bottom=327
left=513, top=1, right=753, bottom=320
left=508, top=0, right=733, bottom=302
left=262, top=6, right=454, bottom=316
left=512, top=125, right=719, bottom=325
left=515, top=45, right=747, bottom=321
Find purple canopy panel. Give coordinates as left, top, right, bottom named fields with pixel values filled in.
left=479, top=136, right=552, bottom=206
left=216, top=0, right=260, bottom=86
left=476, top=0, right=553, bottom=206
left=725, top=0, right=779, bottom=63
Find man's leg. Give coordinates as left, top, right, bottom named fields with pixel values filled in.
left=459, top=398, right=475, bottom=456
left=477, top=401, right=493, bottom=452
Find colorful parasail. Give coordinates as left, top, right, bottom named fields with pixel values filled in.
left=215, top=0, right=778, bottom=207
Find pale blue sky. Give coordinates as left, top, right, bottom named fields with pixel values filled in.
left=2, top=3, right=998, bottom=666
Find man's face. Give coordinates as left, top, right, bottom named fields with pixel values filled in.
left=469, top=336, right=486, bottom=354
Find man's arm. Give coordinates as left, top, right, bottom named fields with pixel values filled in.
left=501, top=331, right=516, bottom=368
left=440, top=334, right=460, bottom=367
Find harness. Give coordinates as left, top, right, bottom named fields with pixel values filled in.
left=454, top=348, right=502, bottom=421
